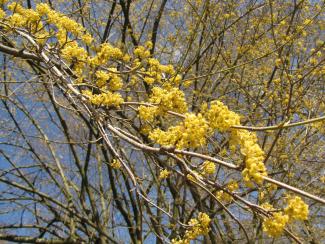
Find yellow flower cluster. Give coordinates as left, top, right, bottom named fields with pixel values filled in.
left=4, top=2, right=95, bottom=70
left=263, top=212, right=289, bottom=237
left=143, top=76, right=155, bottom=85
left=231, top=130, right=267, bottom=186
left=172, top=212, right=211, bottom=244
left=201, top=161, right=216, bottom=175
left=138, top=87, right=188, bottom=122
left=35, top=3, right=92, bottom=45
left=1, top=2, right=92, bottom=76
left=138, top=106, right=157, bottom=123
left=34, top=3, right=50, bottom=15
left=147, top=99, right=267, bottom=185
left=89, top=43, right=123, bottom=66
left=142, top=58, right=177, bottom=84
left=8, top=13, right=26, bottom=27
left=203, top=100, right=240, bottom=132
left=134, top=43, right=151, bottom=59
left=111, top=159, right=121, bottom=169
left=95, top=69, right=123, bottom=91
left=8, top=3, right=40, bottom=22
left=149, top=113, right=209, bottom=149
left=284, top=196, right=309, bottom=221
left=62, top=41, right=87, bottom=62
left=7, top=2, right=46, bottom=39
left=151, top=87, right=187, bottom=112
left=0, top=8, right=5, bottom=19
left=2, top=2, right=127, bottom=108
left=158, top=169, right=171, bottom=180
left=89, top=91, right=124, bottom=107
left=95, top=70, right=110, bottom=88
left=216, top=180, right=239, bottom=203
left=132, top=41, right=182, bottom=86
left=186, top=171, right=201, bottom=184
left=260, top=202, right=274, bottom=211
left=61, top=41, right=88, bottom=75
left=202, top=100, right=267, bottom=186
left=148, top=58, right=175, bottom=75
left=262, top=196, right=309, bottom=237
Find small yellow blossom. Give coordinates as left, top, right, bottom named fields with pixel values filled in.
left=138, top=106, right=158, bottom=123
left=95, top=70, right=110, bottom=88
left=61, top=41, right=87, bottom=62
left=9, top=13, right=26, bottom=27
left=111, top=159, right=121, bottom=169
left=36, top=3, right=51, bottom=15
left=231, top=130, right=267, bottom=185
left=89, top=92, right=124, bottom=107
left=263, top=212, right=289, bottom=237
left=95, top=69, right=123, bottom=91
left=0, top=8, right=6, bottom=19
left=216, top=180, right=238, bottom=203
left=89, top=43, right=123, bottom=66
left=149, top=87, right=188, bottom=114
left=284, top=196, right=309, bottom=221
left=144, top=76, right=155, bottom=85
left=134, top=45, right=150, bottom=59
left=216, top=190, right=232, bottom=203
left=149, top=113, right=209, bottom=149
left=172, top=212, right=211, bottom=243
left=204, top=100, right=241, bottom=132
left=81, top=33, right=93, bottom=45
left=186, top=171, right=201, bottom=183
left=201, top=161, right=216, bottom=175
left=260, top=202, right=274, bottom=211
left=159, top=169, right=171, bottom=180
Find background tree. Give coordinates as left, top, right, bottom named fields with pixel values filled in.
left=0, top=0, right=324, bottom=243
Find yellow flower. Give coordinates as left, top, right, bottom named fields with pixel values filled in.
left=202, top=100, right=267, bottom=186
left=172, top=212, right=210, bottom=243
left=158, top=169, right=171, bottom=180
left=204, top=100, right=240, bottom=132
left=149, top=113, right=209, bottom=149
left=95, top=70, right=110, bottom=88
left=89, top=43, right=123, bottom=65
left=227, top=180, right=238, bottom=191
left=89, top=92, right=124, bottom=107
left=186, top=171, right=201, bottom=183
left=61, top=41, right=87, bottom=62
left=134, top=45, right=150, bottom=59
left=284, top=196, right=309, bottom=221
left=0, top=9, right=5, bottom=19
left=9, top=13, right=26, bottom=27
left=216, top=190, right=232, bottom=203
left=216, top=180, right=238, bottom=203
left=95, top=69, right=123, bottom=91
left=260, top=202, right=274, bottom=211
left=275, top=58, right=282, bottom=66
left=138, top=106, right=158, bottom=123
left=36, top=3, right=51, bottom=15
left=149, top=87, right=188, bottom=114
left=184, top=212, right=211, bottom=240
left=201, top=161, right=216, bottom=175
left=144, top=76, right=155, bottom=85
left=231, top=129, right=267, bottom=186
left=263, top=212, right=289, bottom=237
left=111, top=159, right=121, bottom=169
left=81, top=33, right=93, bottom=45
